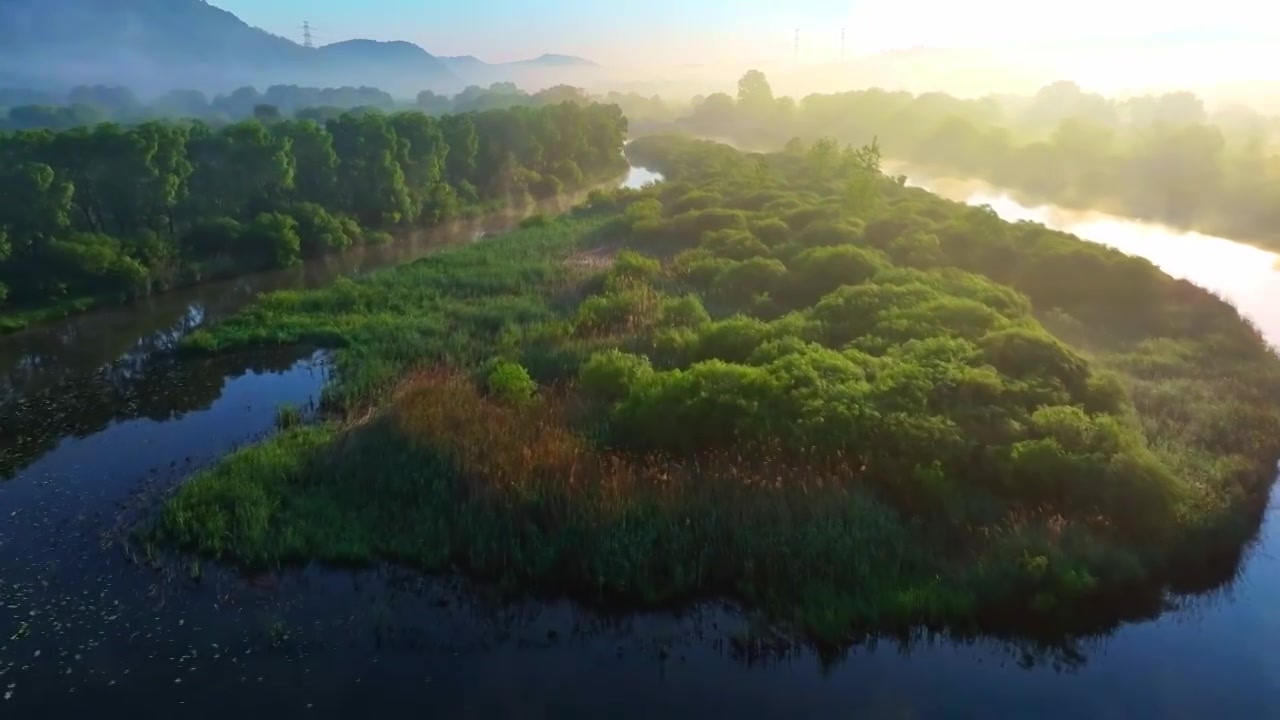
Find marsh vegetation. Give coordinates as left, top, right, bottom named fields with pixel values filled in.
left=146, top=135, right=1280, bottom=642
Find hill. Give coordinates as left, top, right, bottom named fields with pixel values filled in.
left=510, top=54, right=598, bottom=68
left=0, top=0, right=458, bottom=95
left=439, top=53, right=604, bottom=91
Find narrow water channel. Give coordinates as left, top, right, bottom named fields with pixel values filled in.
left=1, top=164, right=1278, bottom=717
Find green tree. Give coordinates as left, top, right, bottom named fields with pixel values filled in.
left=389, top=112, right=449, bottom=223
left=240, top=212, right=302, bottom=269
left=273, top=120, right=339, bottom=206
left=737, top=70, right=774, bottom=109
left=184, top=120, right=294, bottom=220
left=327, top=113, right=412, bottom=226
left=0, top=162, right=74, bottom=255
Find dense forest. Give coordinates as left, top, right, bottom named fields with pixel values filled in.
left=0, top=101, right=629, bottom=329
left=679, top=72, right=1280, bottom=248
left=153, top=135, right=1280, bottom=640
left=0, top=83, right=683, bottom=131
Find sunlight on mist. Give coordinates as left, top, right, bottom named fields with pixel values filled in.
left=842, top=0, right=1257, bottom=52
left=834, top=0, right=1274, bottom=93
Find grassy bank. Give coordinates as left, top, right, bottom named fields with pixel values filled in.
left=0, top=296, right=99, bottom=334
left=0, top=103, right=630, bottom=333
left=152, top=136, right=1280, bottom=642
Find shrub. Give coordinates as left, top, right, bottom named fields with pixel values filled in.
left=486, top=360, right=538, bottom=406
left=579, top=350, right=653, bottom=403
left=289, top=202, right=355, bottom=258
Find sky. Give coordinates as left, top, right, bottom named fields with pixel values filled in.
left=210, top=0, right=1276, bottom=82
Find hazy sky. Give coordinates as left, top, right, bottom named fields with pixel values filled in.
left=211, top=0, right=1274, bottom=78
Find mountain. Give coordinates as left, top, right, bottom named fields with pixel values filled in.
left=439, top=53, right=605, bottom=92
left=440, top=55, right=490, bottom=73
left=0, top=0, right=458, bottom=96
left=508, top=54, right=598, bottom=68
left=311, top=39, right=457, bottom=93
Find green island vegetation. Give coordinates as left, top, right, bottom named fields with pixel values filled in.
left=678, top=71, right=1280, bottom=250
left=149, top=133, right=1280, bottom=642
left=0, top=100, right=630, bottom=331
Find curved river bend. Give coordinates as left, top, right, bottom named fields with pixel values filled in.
left=1, top=164, right=1278, bottom=718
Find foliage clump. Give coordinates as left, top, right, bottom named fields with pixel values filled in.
left=485, top=360, right=538, bottom=406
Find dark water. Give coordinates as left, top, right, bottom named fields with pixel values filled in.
left=3, top=166, right=1280, bottom=717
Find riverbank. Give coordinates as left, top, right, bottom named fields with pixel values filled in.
left=0, top=189, right=615, bottom=337
left=150, top=136, right=1280, bottom=642
left=648, top=131, right=1280, bottom=257
left=0, top=104, right=630, bottom=335
left=881, top=160, right=1280, bottom=254
left=0, top=296, right=98, bottom=333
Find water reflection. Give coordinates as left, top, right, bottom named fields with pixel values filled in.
left=0, top=189, right=613, bottom=479
left=621, top=164, right=664, bottom=190
left=903, top=171, right=1280, bottom=343
left=0, top=347, right=319, bottom=480
left=0, top=221, right=489, bottom=398
left=3, top=165, right=1280, bottom=716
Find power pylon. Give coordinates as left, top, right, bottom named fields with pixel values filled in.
left=794, top=28, right=800, bottom=64
left=302, top=21, right=314, bottom=49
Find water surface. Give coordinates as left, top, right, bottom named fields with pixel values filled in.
left=3, top=167, right=1280, bottom=717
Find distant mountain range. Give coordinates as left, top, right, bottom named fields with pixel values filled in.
left=0, top=0, right=602, bottom=97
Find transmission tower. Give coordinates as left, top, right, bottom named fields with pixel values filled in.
left=302, top=21, right=314, bottom=49
left=794, top=28, right=800, bottom=64
left=841, top=28, right=846, bottom=62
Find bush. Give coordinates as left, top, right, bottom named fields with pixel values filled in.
left=573, top=287, right=662, bottom=335
left=43, top=233, right=150, bottom=299
left=622, top=198, right=663, bottom=227
left=241, top=212, right=302, bottom=269
left=579, top=350, right=653, bottom=403
left=486, top=360, right=538, bottom=406
left=605, top=250, right=662, bottom=289
left=711, top=257, right=788, bottom=305
left=363, top=230, right=394, bottom=246
left=749, top=217, right=793, bottom=246
left=181, top=217, right=242, bottom=260
left=700, top=229, right=771, bottom=260
left=794, top=219, right=866, bottom=248
left=660, top=294, right=711, bottom=328
left=670, top=190, right=722, bottom=214
left=289, top=202, right=356, bottom=258
left=521, top=213, right=552, bottom=229
left=786, top=244, right=889, bottom=306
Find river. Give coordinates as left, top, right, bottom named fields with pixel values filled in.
left=1, top=164, right=1278, bottom=717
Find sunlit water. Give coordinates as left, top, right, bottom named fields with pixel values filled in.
left=941, top=177, right=1280, bottom=344
left=2, top=165, right=1280, bottom=717
left=621, top=165, right=664, bottom=190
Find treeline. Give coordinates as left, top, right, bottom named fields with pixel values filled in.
left=0, top=83, right=684, bottom=131
left=680, top=72, right=1280, bottom=248
left=0, top=102, right=629, bottom=320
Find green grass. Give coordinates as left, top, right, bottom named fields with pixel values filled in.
left=181, top=211, right=614, bottom=408
left=157, top=378, right=961, bottom=636
left=0, top=295, right=99, bottom=334
left=150, top=138, right=1280, bottom=643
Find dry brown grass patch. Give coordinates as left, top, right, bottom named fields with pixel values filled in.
left=383, top=368, right=871, bottom=520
